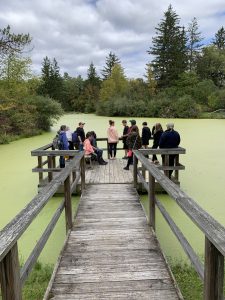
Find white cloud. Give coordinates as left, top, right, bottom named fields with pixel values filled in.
left=0, top=0, right=224, bottom=78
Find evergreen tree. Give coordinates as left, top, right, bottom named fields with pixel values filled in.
left=187, top=17, right=203, bottom=71
left=0, top=25, right=31, bottom=56
left=101, top=51, right=121, bottom=80
left=213, top=26, right=225, bottom=50
left=86, top=62, right=101, bottom=86
left=148, top=5, right=187, bottom=88
left=38, top=57, right=63, bottom=103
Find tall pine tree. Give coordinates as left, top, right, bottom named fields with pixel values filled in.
left=148, top=5, right=187, bottom=88
left=213, top=26, right=225, bottom=50
left=101, top=52, right=120, bottom=80
left=187, top=17, right=203, bottom=71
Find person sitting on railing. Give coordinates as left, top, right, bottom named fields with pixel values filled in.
left=59, top=125, right=69, bottom=168
left=152, top=123, right=163, bottom=164
left=159, top=123, right=180, bottom=178
left=84, top=132, right=108, bottom=165
left=123, top=125, right=142, bottom=170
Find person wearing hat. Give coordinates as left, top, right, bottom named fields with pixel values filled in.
left=141, top=121, right=151, bottom=149
left=159, top=123, right=180, bottom=178
left=76, top=122, right=85, bottom=151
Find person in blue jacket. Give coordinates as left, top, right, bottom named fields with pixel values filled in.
left=59, top=125, right=69, bottom=168
left=159, top=123, right=180, bottom=178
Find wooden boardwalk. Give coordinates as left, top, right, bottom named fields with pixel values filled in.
left=46, top=183, right=181, bottom=299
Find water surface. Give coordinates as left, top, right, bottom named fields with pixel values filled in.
left=0, top=113, right=224, bottom=262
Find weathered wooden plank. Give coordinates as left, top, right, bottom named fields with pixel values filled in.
left=46, top=183, right=181, bottom=299
left=51, top=278, right=175, bottom=294
left=49, top=289, right=179, bottom=300
left=0, top=243, right=22, bottom=300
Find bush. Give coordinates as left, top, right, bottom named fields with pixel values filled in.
left=208, top=88, right=225, bottom=110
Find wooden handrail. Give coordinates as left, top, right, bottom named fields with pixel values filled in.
left=0, top=152, right=85, bottom=299
left=133, top=150, right=225, bottom=299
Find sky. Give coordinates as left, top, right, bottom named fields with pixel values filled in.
left=0, top=0, right=224, bottom=79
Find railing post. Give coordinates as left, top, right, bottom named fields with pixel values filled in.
left=133, top=154, right=138, bottom=189
left=141, top=163, right=146, bottom=192
left=64, top=175, right=72, bottom=233
left=0, top=243, right=22, bottom=300
left=175, top=154, right=179, bottom=181
left=204, top=237, right=224, bottom=300
left=47, top=156, right=53, bottom=182
left=164, top=154, right=169, bottom=178
left=38, top=156, right=43, bottom=183
left=80, top=155, right=85, bottom=192
left=148, top=172, right=155, bottom=230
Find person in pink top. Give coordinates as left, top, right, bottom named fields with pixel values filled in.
left=84, top=132, right=107, bottom=165
left=107, top=120, right=119, bottom=159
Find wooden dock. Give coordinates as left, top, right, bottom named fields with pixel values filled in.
left=45, top=183, right=181, bottom=299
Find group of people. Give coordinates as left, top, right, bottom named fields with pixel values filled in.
left=55, top=120, right=181, bottom=175
left=105, top=119, right=180, bottom=174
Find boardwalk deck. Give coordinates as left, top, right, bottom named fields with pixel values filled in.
left=45, top=184, right=181, bottom=300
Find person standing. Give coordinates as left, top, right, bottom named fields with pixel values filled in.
left=58, top=125, right=69, bottom=168
left=152, top=123, right=163, bottom=164
left=141, top=122, right=151, bottom=149
left=76, top=122, right=85, bottom=151
left=121, top=120, right=129, bottom=159
left=66, top=126, right=74, bottom=150
left=159, top=123, right=180, bottom=178
left=107, top=120, right=119, bottom=159
left=123, top=125, right=142, bottom=170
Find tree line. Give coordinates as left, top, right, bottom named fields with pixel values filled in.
left=0, top=5, right=225, bottom=143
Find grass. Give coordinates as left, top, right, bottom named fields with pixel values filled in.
left=22, top=262, right=53, bottom=300
left=170, top=261, right=203, bottom=300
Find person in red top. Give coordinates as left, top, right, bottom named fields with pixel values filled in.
left=84, top=132, right=107, bottom=165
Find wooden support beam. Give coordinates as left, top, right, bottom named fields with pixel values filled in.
left=64, top=176, right=72, bottom=233
left=80, top=156, right=85, bottom=192
left=0, top=243, right=22, bottom=300
left=38, top=156, right=43, bottom=182
left=204, top=237, right=224, bottom=300
left=148, top=172, right=155, bottom=230
left=47, top=156, right=53, bottom=182
left=133, top=155, right=138, bottom=189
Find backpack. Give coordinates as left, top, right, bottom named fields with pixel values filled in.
left=52, top=134, right=63, bottom=150
left=72, top=131, right=79, bottom=144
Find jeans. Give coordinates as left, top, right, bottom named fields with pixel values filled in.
left=108, top=143, right=117, bottom=158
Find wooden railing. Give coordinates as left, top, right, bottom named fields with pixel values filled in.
left=133, top=150, right=225, bottom=300
left=0, top=153, right=85, bottom=300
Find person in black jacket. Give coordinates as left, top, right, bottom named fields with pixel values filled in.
left=76, top=122, right=85, bottom=151
left=141, top=122, right=151, bottom=148
left=152, top=123, right=163, bottom=164
left=121, top=120, right=129, bottom=159
left=159, top=123, right=180, bottom=178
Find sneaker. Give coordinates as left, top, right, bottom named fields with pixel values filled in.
left=154, top=160, right=159, bottom=165
left=122, top=156, right=127, bottom=159
left=123, top=166, right=129, bottom=170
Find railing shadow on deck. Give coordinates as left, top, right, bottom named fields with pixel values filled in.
left=133, top=150, right=225, bottom=300
left=0, top=152, right=85, bottom=300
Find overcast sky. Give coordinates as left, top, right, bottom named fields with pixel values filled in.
left=0, top=0, right=224, bottom=79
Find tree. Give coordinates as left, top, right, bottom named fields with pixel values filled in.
left=0, top=25, right=31, bottom=56
left=101, top=52, right=121, bottom=80
left=213, top=26, right=225, bottom=50
left=100, top=63, right=128, bottom=102
left=187, top=17, right=203, bottom=71
left=38, top=56, right=63, bottom=104
left=145, top=63, right=157, bottom=96
left=148, top=5, right=187, bottom=88
left=86, top=62, right=101, bottom=86
left=196, top=46, right=225, bottom=87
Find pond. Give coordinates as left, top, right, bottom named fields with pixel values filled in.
left=0, top=113, right=225, bottom=263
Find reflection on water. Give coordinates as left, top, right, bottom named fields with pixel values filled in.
left=0, top=113, right=225, bottom=263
